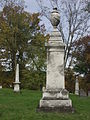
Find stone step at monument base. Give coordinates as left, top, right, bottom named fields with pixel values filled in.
left=37, top=99, right=74, bottom=113
left=40, top=99, right=72, bottom=107
left=37, top=106, right=74, bottom=113
left=37, top=88, right=74, bottom=112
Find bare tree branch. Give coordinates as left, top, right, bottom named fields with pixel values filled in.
left=37, top=0, right=90, bottom=68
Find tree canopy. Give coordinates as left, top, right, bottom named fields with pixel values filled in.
left=72, top=36, right=90, bottom=76
left=0, top=0, right=49, bottom=89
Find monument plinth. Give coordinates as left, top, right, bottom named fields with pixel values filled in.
left=38, top=8, right=73, bottom=112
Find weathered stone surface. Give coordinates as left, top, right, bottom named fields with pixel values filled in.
left=42, top=87, right=46, bottom=92
left=79, top=89, right=87, bottom=97
left=40, top=99, right=72, bottom=108
left=0, top=85, right=2, bottom=89
left=46, top=29, right=65, bottom=90
left=75, top=76, right=79, bottom=95
left=13, top=83, right=20, bottom=92
left=42, top=89, right=69, bottom=100
left=50, top=8, right=60, bottom=28
left=38, top=8, right=73, bottom=112
left=39, top=28, right=73, bottom=111
left=15, top=64, right=19, bottom=83
left=37, top=106, right=74, bottom=113
left=14, top=64, right=20, bottom=92
left=88, top=91, right=90, bottom=96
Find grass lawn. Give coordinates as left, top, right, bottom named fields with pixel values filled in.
left=0, top=89, right=90, bottom=120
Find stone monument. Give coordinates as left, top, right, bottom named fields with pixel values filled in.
left=38, top=8, right=73, bottom=112
left=79, top=89, right=87, bottom=97
left=75, top=75, right=79, bottom=95
left=13, top=51, right=20, bottom=92
left=88, top=91, right=90, bottom=97
left=0, top=85, right=2, bottom=89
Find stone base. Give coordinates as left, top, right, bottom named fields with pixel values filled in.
left=38, top=89, right=74, bottom=112
left=40, top=99, right=72, bottom=108
left=42, top=89, right=69, bottom=100
left=13, top=82, right=20, bottom=92
left=37, top=106, right=74, bottom=113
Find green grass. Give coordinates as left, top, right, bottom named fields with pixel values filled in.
left=0, top=89, right=90, bottom=120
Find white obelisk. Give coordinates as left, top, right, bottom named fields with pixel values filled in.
left=14, top=51, right=20, bottom=92
left=75, top=75, right=79, bottom=95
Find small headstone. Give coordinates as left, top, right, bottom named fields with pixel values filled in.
left=88, top=91, right=90, bottom=96
left=79, top=89, right=87, bottom=97
left=42, top=86, right=45, bottom=92
left=10, top=85, right=12, bottom=88
left=0, top=85, right=2, bottom=89
left=75, top=75, right=79, bottom=95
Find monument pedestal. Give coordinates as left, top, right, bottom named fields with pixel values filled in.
left=39, top=89, right=72, bottom=112
left=39, top=89, right=73, bottom=112
left=38, top=28, right=73, bottom=112
left=38, top=8, right=73, bottom=112
left=14, top=82, right=20, bottom=92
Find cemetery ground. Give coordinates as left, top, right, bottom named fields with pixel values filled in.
left=0, top=89, right=90, bottom=120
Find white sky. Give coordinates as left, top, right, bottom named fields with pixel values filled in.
left=24, top=0, right=52, bottom=32
left=0, top=0, right=52, bottom=32
left=24, top=0, right=40, bottom=13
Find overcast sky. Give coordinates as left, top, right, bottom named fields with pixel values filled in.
left=0, top=0, right=52, bottom=32
left=24, top=0, right=52, bottom=32
left=24, top=0, right=40, bottom=13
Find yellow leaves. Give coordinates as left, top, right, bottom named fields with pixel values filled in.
left=0, top=21, right=10, bottom=34
left=86, top=53, right=90, bottom=62
left=31, top=13, right=40, bottom=22
left=13, top=26, right=19, bottom=33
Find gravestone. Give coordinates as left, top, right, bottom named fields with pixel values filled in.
left=13, top=51, right=20, bottom=92
left=0, top=85, right=2, bottom=89
left=79, top=89, right=87, bottom=97
left=13, top=64, right=20, bottom=92
left=75, top=75, right=79, bottom=95
left=38, top=8, right=73, bottom=112
left=42, top=87, right=45, bottom=92
left=88, top=91, right=90, bottom=96
left=10, top=85, right=12, bottom=88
